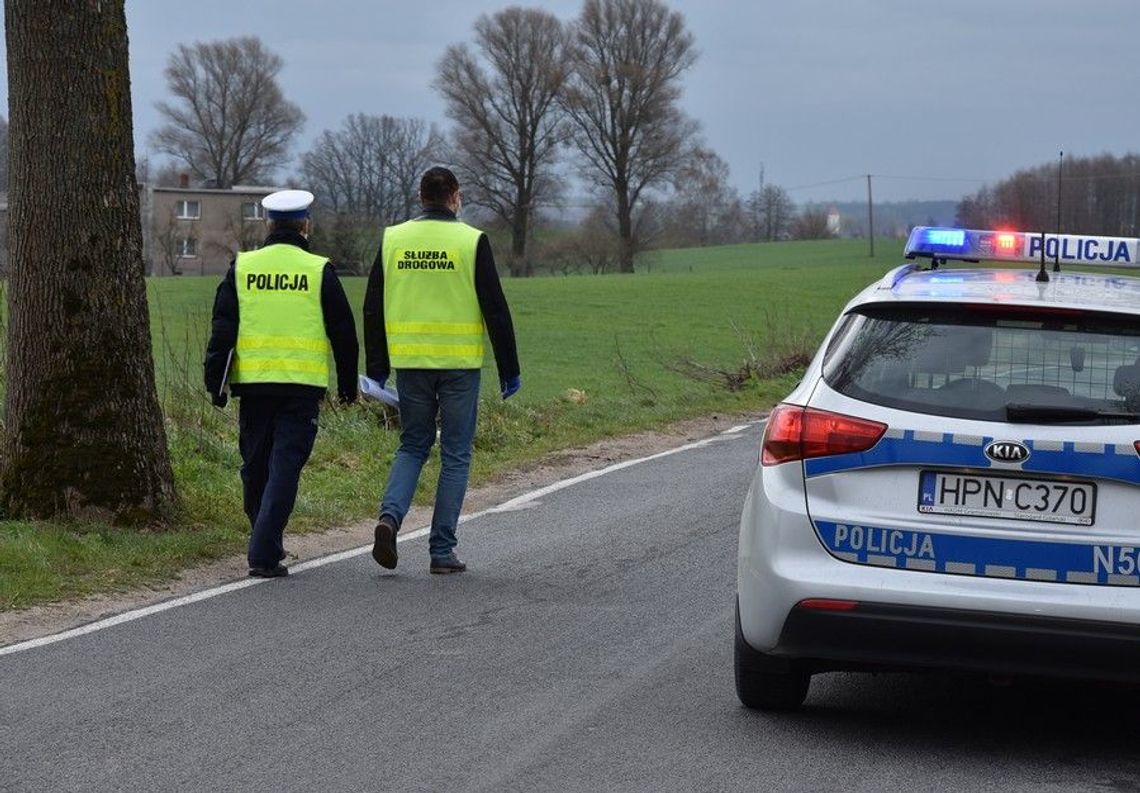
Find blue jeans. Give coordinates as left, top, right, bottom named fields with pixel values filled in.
left=380, top=369, right=481, bottom=558
left=238, top=395, right=320, bottom=568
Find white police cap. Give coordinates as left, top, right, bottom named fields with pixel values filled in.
left=262, top=189, right=314, bottom=220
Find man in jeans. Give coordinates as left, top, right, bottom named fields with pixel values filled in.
left=363, top=167, right=521, bottom=573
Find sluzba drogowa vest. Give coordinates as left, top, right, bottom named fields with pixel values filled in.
left=231, top=244, right=330, bottom=388
left=382, top=218, right=485, bottom=369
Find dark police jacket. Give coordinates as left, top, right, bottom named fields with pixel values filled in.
left=204, top=229, right=359, bottom=402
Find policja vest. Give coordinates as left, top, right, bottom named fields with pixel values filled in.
left=382, top=218, right=485, bottom=369
left=230, top=244, right=331, bottom=388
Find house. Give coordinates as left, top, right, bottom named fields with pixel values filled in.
left=141, top=178, right=282, bottom=277
left=826, top=206, right=842, bottom=237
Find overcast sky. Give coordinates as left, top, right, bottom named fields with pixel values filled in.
left=3, top=0, right=1138, bottom=204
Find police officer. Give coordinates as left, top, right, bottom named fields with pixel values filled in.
left=205, top=189, right=359, bottom=578
left=363, top=166, right=520, bottom=574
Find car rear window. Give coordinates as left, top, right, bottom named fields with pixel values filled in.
left=822, top=304, right=1140, bottom=424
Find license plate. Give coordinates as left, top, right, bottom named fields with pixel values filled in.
left=918, top=471, right=1096, bottom=526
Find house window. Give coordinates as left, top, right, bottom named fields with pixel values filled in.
left=242, top=202, right=266, bottom=221
left=177, top=237, right=198, bottom=258
left=176, top=200, right=201, bottom=220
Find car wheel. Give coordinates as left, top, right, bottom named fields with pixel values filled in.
left=734, top=603, right=809, bottom=711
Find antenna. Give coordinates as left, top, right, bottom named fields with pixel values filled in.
left=1036, top=231, right=1049, bottom=283
left=1054, top=150, right=1063, bottom=273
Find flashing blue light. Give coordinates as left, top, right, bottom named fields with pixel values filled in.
left=925, top=229, right=966, bottom=247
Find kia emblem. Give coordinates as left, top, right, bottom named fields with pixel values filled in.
left=985, top=441, right=1031, bottom=463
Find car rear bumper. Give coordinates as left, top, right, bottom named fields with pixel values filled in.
left=737, top=464, right=1140, bottom=677
left=757, top=600, right=1140, bottom=682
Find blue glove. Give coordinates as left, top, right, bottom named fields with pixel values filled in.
left=500, top=375, right=521, bottom=400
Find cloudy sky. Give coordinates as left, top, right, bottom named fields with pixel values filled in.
left=3, top=0, right=1138, bottom=204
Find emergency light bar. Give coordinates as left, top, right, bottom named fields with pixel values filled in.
left=904, top=227, right=1140, bottom=269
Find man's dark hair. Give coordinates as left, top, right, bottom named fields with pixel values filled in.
left=420, top=166, right=459, bottom=206
left=268, top=217, right=308, bottom=235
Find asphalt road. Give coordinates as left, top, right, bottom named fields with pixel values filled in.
left=4, top=423, right=1140, bottom=793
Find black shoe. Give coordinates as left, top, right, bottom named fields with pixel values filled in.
left=248, top=564, right=289, bottom=578
left=371, top=515, right=399, bottom=569
left=429, top=554, right=467, bottom=574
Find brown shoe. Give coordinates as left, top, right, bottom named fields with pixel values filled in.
left=371, top=515, right=399, bottom=569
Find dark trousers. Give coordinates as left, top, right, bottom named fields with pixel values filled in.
left=238, top=395, right=320, bottom=568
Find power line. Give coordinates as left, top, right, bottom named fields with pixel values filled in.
left=784, top=175, right=864, bottom=192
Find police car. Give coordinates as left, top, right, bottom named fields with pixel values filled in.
left=736, top=227, right=1140, bottom=710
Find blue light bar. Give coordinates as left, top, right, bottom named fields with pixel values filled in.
left=924, top=229, right=966, bottom=248
left=904, top=227, right=1140, bottom=269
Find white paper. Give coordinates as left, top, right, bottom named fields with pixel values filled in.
left=359, top=374, right=400, bottom=407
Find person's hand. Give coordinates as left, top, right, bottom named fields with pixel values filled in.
left=210, top=391, right=228, bottom=408
left=500, top=375, right=521, bottom=400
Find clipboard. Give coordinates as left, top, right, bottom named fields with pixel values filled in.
left=219, top=348, right=235, bottom=394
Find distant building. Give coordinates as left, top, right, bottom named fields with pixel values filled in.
left=141, top=177, right=280, bottom=277
left=826, top=206, right=842, bottom=237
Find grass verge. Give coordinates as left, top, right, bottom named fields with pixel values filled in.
left=0, top=238, right=902, bottom=611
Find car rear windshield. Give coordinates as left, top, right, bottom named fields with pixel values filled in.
left=823, top=304, right=1140, bottom=424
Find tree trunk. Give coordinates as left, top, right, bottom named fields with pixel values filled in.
left=508, top=202, right=530, bottom=277
left=616, top=188, right=635, bottom=273
left=3, top=0, right=176, bottom=523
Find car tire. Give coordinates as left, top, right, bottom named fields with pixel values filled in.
left=734, top=603, right=810, bottom=711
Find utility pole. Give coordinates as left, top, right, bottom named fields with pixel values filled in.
left=866, top=174, right=875, bottom=258
left=757, top=162, right=765, bottom=241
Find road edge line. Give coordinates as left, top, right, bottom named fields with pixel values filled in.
left=0, top=422, right=757, bottom=657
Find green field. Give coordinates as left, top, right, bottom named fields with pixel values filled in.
left=0, top=237, right=906, bottom=610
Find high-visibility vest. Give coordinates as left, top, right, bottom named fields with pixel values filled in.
left=382, top=218, right=485, bottom=369
left=231, top=244, right=330, bottom=387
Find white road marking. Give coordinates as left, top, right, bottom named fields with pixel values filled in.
left=0, top=422, right=761, bottom=657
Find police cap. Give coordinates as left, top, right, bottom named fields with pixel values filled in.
left=262, top=189, right=314, bottom=220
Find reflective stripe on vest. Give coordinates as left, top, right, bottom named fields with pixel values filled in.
left=231, top=245, right=330, bottom=387
left=382, top=218, right=485, bottom=369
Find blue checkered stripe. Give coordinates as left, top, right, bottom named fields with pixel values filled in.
left=815, top=519, right=1140, bottom=586
left=804, top=428, right=1140, bottom=486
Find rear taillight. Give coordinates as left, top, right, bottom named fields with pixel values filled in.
left=1135, top=441, right=1140, bottom=457
left=761, top=404, right=887, bottom=466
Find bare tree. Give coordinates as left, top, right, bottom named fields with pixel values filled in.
left=956, top=153, right=1140, bottom=236
left=562, top=0, right=698, bottom=272
left=302, top=114, right=442, bottom=223
left=3, top=0, right=175, bottom=522
left=747, top=184, right=796, bottom=242
left=151, top=37, right=304, bottom=188
left=435, top=7, right=569, bottom=277
left=388, top=117, right=444, bottom=221
left=792, top=208, right=834, bottom=240
left=663, top=145, right=738, bottom=247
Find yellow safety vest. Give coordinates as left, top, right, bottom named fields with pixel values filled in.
left=231, top=244, right=330, bottom=387
left=382, top=218, right=485, bottom=369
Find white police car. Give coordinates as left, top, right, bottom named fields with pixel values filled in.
left=736, top=227, right=1140, bottom=710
